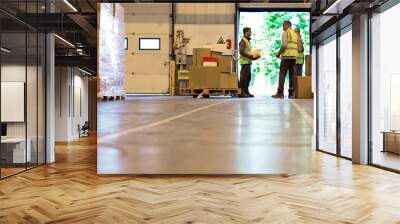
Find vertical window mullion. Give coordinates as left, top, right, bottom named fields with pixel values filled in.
left=336, top=25, right=341, bottom=157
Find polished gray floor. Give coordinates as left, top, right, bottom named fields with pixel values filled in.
left=98, top=96, right=313, bottom=174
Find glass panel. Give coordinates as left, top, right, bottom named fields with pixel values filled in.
left=38, top=33, right=46, bottom=165
left=317, top=36, right=337, bottom=154
left=339, top=28, right=352, bottom=158
left=1, top=30, right=28, bottom=177
left=27, top=31, right=38, bottom=169
left=371, top=4, right=400, bottom=171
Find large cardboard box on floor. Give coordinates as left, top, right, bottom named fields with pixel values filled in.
left=193, top=48, right=211, bottom=67
left=295, top=76, right=313, bottom=99
left=305, top=55, right=312, bottom=76
left=189, top=67, right=237, bottom=90
left=215, top=55, right=232, bottom=73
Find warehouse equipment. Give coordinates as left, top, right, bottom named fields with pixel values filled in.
left=173, top=30, right=191, bottom=95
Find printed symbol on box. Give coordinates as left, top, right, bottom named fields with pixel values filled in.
left=217, top=37, right=225, bottom=44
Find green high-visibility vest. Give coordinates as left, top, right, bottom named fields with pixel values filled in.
left=282, top=28, right=298, bottom=58
left=240, top=37, right=252, bottom=65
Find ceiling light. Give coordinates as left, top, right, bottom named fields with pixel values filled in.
left=323, top=0, right=354, bottom=15
left=54, top=34, right=75, bottom=48
left=1, top=47, right=11, bottom=53
left=78, top=67, right=93, bottom=76
left=63, top=0, right=78, bottom=12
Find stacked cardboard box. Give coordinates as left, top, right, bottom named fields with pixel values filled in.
left=193, top=48, right=211, bottom=67
left=189, top=48, right=237, bottom=90
left=295, top=76, right=313, bottom=99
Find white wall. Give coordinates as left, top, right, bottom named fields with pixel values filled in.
left=1, top=65, right=39, bottom=138
left=175, top=3, right=235, bottom=55
left=55, top=67, right=89, bottom=141
left=1, top=63, right=46, bottom=164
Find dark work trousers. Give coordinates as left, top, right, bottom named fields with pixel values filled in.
left=277, top=59, right=296, bottom=95
left=240, top=64, right=251, bottom=94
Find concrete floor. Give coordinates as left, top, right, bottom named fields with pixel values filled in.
left=98, top=96, right=313, bottom=174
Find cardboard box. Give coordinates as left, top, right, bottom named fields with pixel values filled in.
left=189, top=67, right=237, bottom=89
left=305, top=55, right=312, bottom=76
left=211, top=51, right=223, bottom=57
left=189, top=67, right=221, bottom=89
left=215, top=55, right=232, bottom=73
left=295, top=76, right=313, bottom=99
left=193, top=48, right=211, bottom=67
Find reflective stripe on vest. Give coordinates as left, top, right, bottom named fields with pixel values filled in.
left=282, top=28, right=298, bottom=58
left=240, top=37, right=252, bottom=65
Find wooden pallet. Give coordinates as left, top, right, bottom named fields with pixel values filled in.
left=191, top=88, right=241, bottom=98
left=101, top=95, right=125, bottom=101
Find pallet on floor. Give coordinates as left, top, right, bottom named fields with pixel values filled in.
left=101, top=95, right=125, bottom=101
left=191, top=88, right=241, bottom=98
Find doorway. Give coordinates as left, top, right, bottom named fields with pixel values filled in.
left=237, top=9, right=311, bottom=96
left=124, top=4, right=172, bottom=94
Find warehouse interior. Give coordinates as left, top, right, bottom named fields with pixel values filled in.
left=97, top=3, right=315, bottom=174
left=2, top=0, right=400, bottom=223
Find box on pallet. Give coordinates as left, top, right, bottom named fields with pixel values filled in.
left=189, top=67, right=237, bottom=90
left=295, top=76, right=313, bottom=99
left=193, top=48, right=211, bottom=67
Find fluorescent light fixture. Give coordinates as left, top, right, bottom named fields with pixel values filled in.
left=54, top=34, right=75, bottom=48
left=1, top=47, right=11, bottom=53
left=78, top=67, right=93, bottom=76
left=63, top=0, right=78, bottom=12
left=323, top=0, right=355, bottom=14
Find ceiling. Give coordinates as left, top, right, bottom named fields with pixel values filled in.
left=0, top=0, right=97, bottom=74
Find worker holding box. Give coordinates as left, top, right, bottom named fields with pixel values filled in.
left=294, top=28, right=305, bottom=77
left=239, top=27, right=259, bottom=98
left=272, top=21, right=298, bottom=99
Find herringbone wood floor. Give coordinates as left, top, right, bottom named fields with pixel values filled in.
left=1, top=136, right=400, bottom=224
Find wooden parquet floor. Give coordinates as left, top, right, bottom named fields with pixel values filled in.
left=1, top=135, right=400, bottom=224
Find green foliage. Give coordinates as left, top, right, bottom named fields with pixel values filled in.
left=239, top=11, right=310, bottom=92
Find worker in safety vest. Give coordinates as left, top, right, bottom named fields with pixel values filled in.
left=272, top=21, right=298, bottom=99
left=294, top=28, right=304, bottom=77
left=239, top=27, right=258, bottom=98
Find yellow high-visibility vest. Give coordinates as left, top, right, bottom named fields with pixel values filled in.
left=240, top=37, right=252, bottom=65
left=282, top=28, right=298, bottom=58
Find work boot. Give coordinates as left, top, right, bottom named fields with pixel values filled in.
left=271, top=93, right=284, bottom=99
left=288, top=94, right=295, bottom=99
left=246, top=92, right=255, bottom=98
left=239, top=91, right=250, bottom=98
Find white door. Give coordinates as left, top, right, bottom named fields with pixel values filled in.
left=124, top=3, right=171, bottom=94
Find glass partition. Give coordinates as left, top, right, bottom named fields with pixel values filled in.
left=370, top=3, right=400, bottom=171
left=317, top=35, right=337, bottom=154
left=339, top=27, right=352, bottom=158
left=1, top=30, right=28, bottom=177
left=0, top=1, right=46, bottom=179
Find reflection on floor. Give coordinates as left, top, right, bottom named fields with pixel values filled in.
left=373, top=151, right=400, bottom=171
left=1, top=134, right=400, bottom=223
left=0, top=167, right=25, bottom=178
left=98, top=96, right=313, bottom=174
